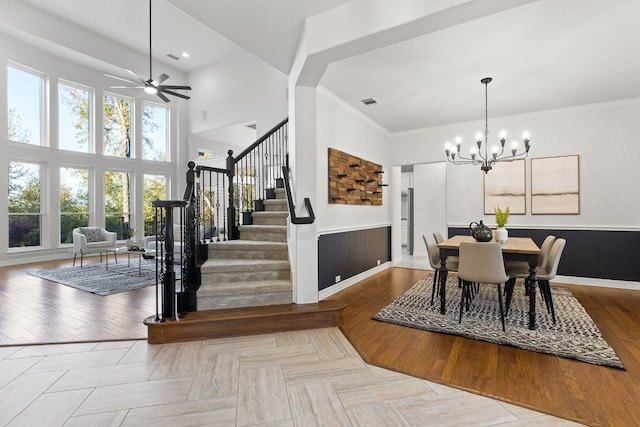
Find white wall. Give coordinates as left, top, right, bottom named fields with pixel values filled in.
left=315, top=88, right=393, bottom=234
left=392, top=99, right=640, bottom=230
left=187, top=50, right=288, bottom=145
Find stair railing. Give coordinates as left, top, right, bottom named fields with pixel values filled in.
left=193, top=117, right=289, bottom=243
left=281, top=162, right=315, bottom=225
left=169, top=117, right=314, bottom=313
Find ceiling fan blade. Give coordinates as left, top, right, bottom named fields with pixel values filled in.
left=156, top=91, right=171, bottom=102
left=104, top=73, right=139, bottom=85
left=110, top=85, right=145, bottom=89
left=125, top=69, right=148, bottom=85
left=160, top=88, right=191, bottom=100
left=151, top=73, right=170, bottom=86
left=159, top=85, right=192, bottom=90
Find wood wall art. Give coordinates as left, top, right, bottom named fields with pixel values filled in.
left=531, top=155, right=580, bottom=214
left=483, top=159, right=526, bottom=215
left=328, top=148, right=384, bottom=205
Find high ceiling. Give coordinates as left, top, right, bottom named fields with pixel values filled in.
left=9, top=0, right=640, bottom=133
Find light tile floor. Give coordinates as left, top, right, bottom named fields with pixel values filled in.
left=0, top=327, right=584, bottom=426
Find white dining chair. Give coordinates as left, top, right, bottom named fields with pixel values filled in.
left=457, top=241, right=509, bottom=331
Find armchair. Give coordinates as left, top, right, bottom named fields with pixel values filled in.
left=72, top=227, right=118, bottom=267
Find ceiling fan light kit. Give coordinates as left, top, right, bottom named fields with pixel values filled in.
left=107, top=0, right=191, bottom=102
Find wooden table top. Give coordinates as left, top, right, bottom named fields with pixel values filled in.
left=438, top=235, right=540, bottom=255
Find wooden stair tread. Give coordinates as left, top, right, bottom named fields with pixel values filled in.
left=144, top=300, right=346, bottom=344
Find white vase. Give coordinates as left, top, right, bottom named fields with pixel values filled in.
left=126, top=238, right=134, bottom=248
left=495, top=227, right=508, bottom=244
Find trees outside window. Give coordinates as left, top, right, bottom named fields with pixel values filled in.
left=143, top=174, right=167, bottom=236
left=142, top=103, right=168, bottom=161
left=105, top=171, right=132, bottom=239
left=59, top=82, right=91, bottom=153
left=103, top=94, right=132, bottom=157
left=7, top=65, right=43, bottom=145
left=60, top=167, right=89, bottom=244
left=8, top=161, right=41, bottom=247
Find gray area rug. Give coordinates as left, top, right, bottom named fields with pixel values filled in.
left=29, top=259, right=163, bottom=296
left=373, top=275, right=624, bottom=369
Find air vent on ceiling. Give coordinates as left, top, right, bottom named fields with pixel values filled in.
left=166, top=53, right=180, bottom=61
left=360, top=98, right=378, bottom=105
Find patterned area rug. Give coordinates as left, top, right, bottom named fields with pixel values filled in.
left=28, top=259, right=164, bottom=296
left=373, top=275, right=624, bottom=369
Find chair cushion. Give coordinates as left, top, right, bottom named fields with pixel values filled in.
left=79, top=227, right=103, bottom=243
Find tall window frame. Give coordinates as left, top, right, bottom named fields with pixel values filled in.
left=104, top=170, right=133, bottom=240
left=59, top=166, right=90, bottom=244
left=58, top=80, right=92, bottom=153
left=8, top=160, right=43, bottom=248
left=142, top=102, right=169, bottom=162
left=143, top=173, right=168, bottom=236
left=103, top=93, right=133, bottom=158
left=7, top=63, right=45, bottom=146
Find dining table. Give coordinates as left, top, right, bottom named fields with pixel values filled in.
left=437, top=235, right=541, bottom=330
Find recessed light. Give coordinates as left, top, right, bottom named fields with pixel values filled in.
left=181, top=52, right=190, bottom=58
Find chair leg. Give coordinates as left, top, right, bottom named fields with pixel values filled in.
left=430, top=269, right=439, bottom=305
left=113, top=249, right=118, bottom=264
left=542, top=280, right=556, bottom=324
left=73, top=253, right=77, bottom=266
left=80, top=252, right=84, bottom=268
left=504, top=278, right=516, bottom=314
left=497, top=283, right=506, bottom=331
left=459, top=280, right=469, bottom=324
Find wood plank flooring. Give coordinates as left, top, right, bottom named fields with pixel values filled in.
left=335, top=267, right=640, bottom=427
left=1, top=258, right=639, bottom=425
left=0, top=257, right=154, bottom=345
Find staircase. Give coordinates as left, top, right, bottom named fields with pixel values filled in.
left=197, top=188, right=292, bottom=309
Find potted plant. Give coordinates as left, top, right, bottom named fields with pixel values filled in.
left=494, top=206, right=510, bottom=243
left=122, top=228, right=135, bottom=248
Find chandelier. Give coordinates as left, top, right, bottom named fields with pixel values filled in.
left=444, top=77, right=531, bottom=173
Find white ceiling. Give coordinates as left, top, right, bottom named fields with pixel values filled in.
left=10, top=0, right=640, bottom=133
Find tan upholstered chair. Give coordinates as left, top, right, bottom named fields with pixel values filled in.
left=72, top=227, right=117, bottom=267
left=424, top=235, right=458, bottom=305
left=505, top=238, right=566, bottom=324
left=458, top=241, right=509, bottom=331
left=505, top=234, right=556, bottom=271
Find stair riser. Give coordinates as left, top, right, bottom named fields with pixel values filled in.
left=265, top=202, right=288, bottom=212
left=209, top=249, right=288, bottom=260
left=197, top=292, right=292, bottom=310
left=252, top=217, right=287, bottom=226
left=202, top=269, right=290, bottom=283
left=240, top=231, right=287, bottom=242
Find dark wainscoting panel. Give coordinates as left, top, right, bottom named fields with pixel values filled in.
left=448, top=227, right=640, bottom=281
left=318, top=226, right=391, bottom=291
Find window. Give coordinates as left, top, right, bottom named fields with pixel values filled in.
left=142, top=103, right=168, bottom=161
left=7, top=65, right=43, bottom=145
left=104, top=170, right=132, bottom=239
left=103, top=94, right=132, bottom=157
left=59, top=82, right=91, bottom=152
left=8, top=161, right=42, bottom=247
left=60, top=167, right=89, bottom=244
left=143, top=174, right=167, bottom=236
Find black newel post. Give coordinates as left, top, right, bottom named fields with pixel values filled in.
left=181, top=161, right=199, bottom=312
left=226, top=150, right=239, bottom=240
left=152, top=200, right=186, bottom=320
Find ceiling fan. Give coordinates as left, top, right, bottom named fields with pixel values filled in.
left=106, top=0, right=191, bottom=102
